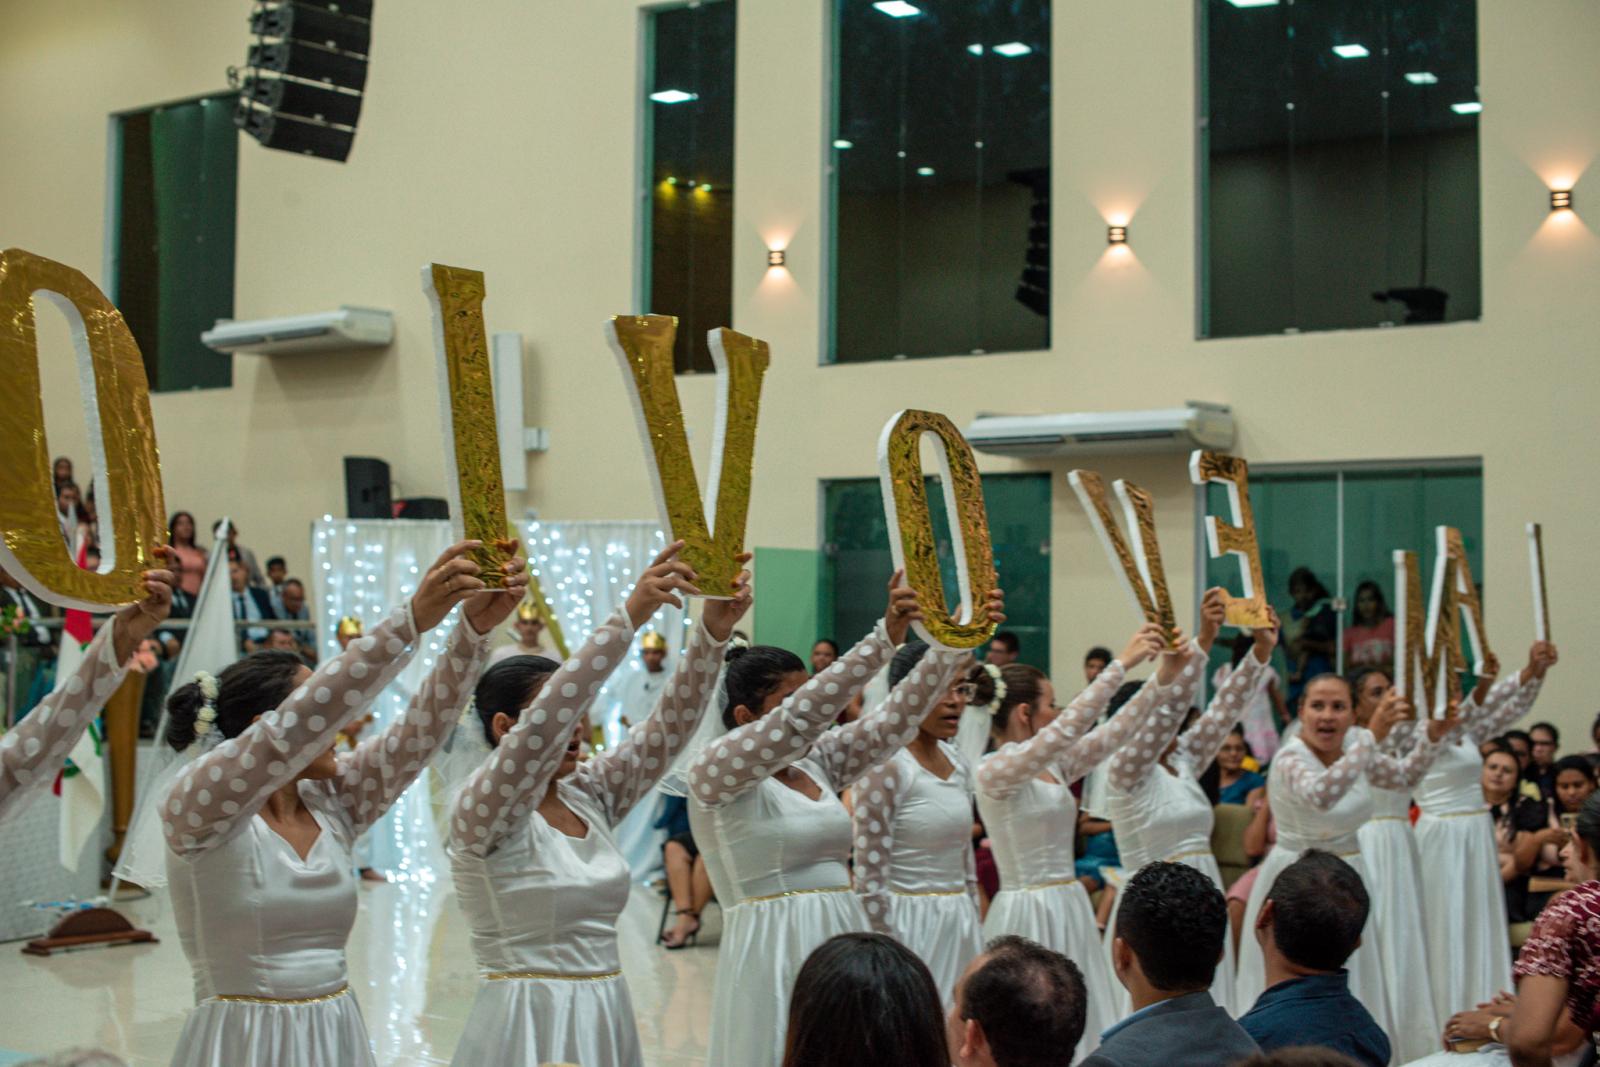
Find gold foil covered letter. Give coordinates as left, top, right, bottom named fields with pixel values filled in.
left=1435, top=526, right=1491, bottom=674
left=607, top=315, right=768, bottom=599
left=1189, top=451, right=1271, bottom=628
left=0, top=248, right=165, bottom=609
left=1068, top=470, right=1177, bottom=644
left=877, top=410, right=998, bottom=650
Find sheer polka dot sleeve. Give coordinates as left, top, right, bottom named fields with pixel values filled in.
left=976, top=660, right=1126, bottom=799
left=1175, top=647, right=1265, bottom=771
left=1367, top=725, right=1442, bottom=790
left=450, top=608, right=635, bottom=858
left=0, top=621, right=126, bottom=826
left=689, top=622, right=895, bottom=808
left=850, top=754, right=902, bottom=935
left=1105, top=682, right=1189, bottom=793
left=811, top=648, right=965, bottom=792
left=1466, top=675, right=1540, bottom=745
left=572, top=618, right=728, bottom=827
left=331, top=614, right=492, bottom=837
left=1272, top=729, right=1375, bottom=811
left=163, top=604, right=423, bottom=857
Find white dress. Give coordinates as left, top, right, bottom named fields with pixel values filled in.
left=1358, top=721, right=1442, bottom=1063
left=954, top=703, right=992, bottom=769
left=1415, top=674, right=1541, bottom=1023
left=1102, top=643, right=1264, bottom=1015
left=164, top=606, right=486, bottom=1067
left=1234, top=727, right=1444, bottom=1049
left=0, top=619, right=126, bottom=825
left=976, top=660, right=1179, bottom=1062
left=688, top=624, right=964, bottom=1067
left=851, top=743, right=983, bottom=1003
left=446, top=612, right=724, bottom=1067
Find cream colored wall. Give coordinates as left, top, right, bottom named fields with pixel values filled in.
left=2, top=1, right=1596, bottom=732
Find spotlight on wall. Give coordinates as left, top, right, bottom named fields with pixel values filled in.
left=233, top=0, right=373, bottom=163
left=767, top=248, right=787, bottom=268
left=1107, top=225, right=1128, bottom=245
left=1551, top=189, right=1573, bottom=212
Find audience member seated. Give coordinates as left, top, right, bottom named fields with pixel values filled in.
left=1527, top=757, right=1599, bottom=908
left=1228, top=788, right=1275, bottom=950
left=1485, top=740, right=1553, bottom=925
left=947, top=935, right=1086, bottom=1067
left=1215, top=725, right=1267, bottom=804
left=227, top=555, right=275, bottom=652
left=1527, top=722, right=1561, bottom=801
left=165, top=511, right=207, bottom=599
left=783, top=932, right=949, bottom=1067
left=1214, top=632, right=1289, bottom=764
left=810, top=637, right=839, bottom=673
left=1077, top=807, right=1122, bottom=931
left=56, top=481, right=82, bottom=552
left=1237, top=851, right=1390, bottom=1067
left=265, top=555, right=289, bottom=614
left=1282, top=566, right=1336, bottom=706
left=1084, top=645, right=1113, bottom=682
left=1, top=563, right=57, bottom=718
left=213, top=519, right=266, bottom=588
left=263, top=628, right=301, bottom=656
left=279, top=578, right=308, bottom=621
left=1430, top=991, right=1590, bottom=1065
left=1084, top=862, right=1256, bottom=1067
left=658, top=795, right=713, bottom=949
left=1502, top=730, right=1546, bottom=803
left=986, top=631, right=1019, bottom=667
left=52, top=455, right=74, bottom=493
left=1341, top=580, right=1395, bottom=673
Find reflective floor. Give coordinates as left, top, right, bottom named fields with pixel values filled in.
left=0, top=874, right=722, bottom=1066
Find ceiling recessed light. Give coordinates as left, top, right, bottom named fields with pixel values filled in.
left=967, top=43, right=984, bottom=56
left=992, top=41, right=1033, bottom=58
left=916, top=166, right=935, bottom=176
left=1404, top=71, right=1439, bottom=85
left=1225, top=0, right=1279, bottom=6
left=1451, top=101, right=1483, bottom=114
left=649, top=89, right=698, bottom=104
left=872, top=1, right=922, bottom=17
left=833, top=138, right=854, bottom=150
left=1332, top=44, right=1370, bottom=59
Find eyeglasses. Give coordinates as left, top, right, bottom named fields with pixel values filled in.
left=952, top=682, right=978, bottom=701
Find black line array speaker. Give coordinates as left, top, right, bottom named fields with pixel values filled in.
left=234, top=1, right=374, bottom=162
left=343, top=456, right=391, bottom=519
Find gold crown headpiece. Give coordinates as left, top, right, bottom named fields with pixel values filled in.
left=516, top=600, right=541, bottom=622
left=639, top=631, right=668, bottom=652
left=337, top=616, right=364, bottom=639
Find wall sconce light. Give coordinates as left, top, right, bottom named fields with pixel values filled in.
left=767, top=248, right=787, bottom=268
left=1551, top=189, right=1573, bottom=212
left=1107, top=225, right=1128, bottom=245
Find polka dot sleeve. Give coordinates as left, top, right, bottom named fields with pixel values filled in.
left=1465, top=675, right=1541, bottom=746
left=450, top=608, right=634, bottom=858
left=331, top=614, right=493, bottom=837
left=1367, top=725, right=1442, bottom=790
left=163, top=604, right=423, bottom=857
left=849, top=754, right=902, bottom=935
left=688, top=621, right=894, bottom=808
left=571, top=618, right=728, bottom=827
left=1272, top=728, right=1375, bottom=811
left=0, top=621, right=127, bottom=826
left=976, top=661, right=1127, bottom=799
left=810, top=648, right=965, bottom=793
left=1175, top=647, right=1266, bottom=771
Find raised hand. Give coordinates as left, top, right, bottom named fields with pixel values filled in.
left=982, top=586, right=1007, bottom=628
left=1426, top=697, right=1461, bottom=743
left=1196, top=587, right=1227, bottom=653
left=703, top=554, right=753, bottom=641
left=463, top=541, right=530, bottom=635
left=884, top=570, right=923, bottom=646
left=625, top=541, right=703, bottom=629
left=1525, top=640, right=1558, bottom=681
left=1252, top=606, right=1281, bottom=661
left=412, top=541, right=490, bottom=632
left=1119, top=622, right=1166, bottom=670
left=1369, top=687, right=1414, bottom=744
left=113, top=547, right=177, bottom=662
left=1155, top=628, right=1191, bottom=684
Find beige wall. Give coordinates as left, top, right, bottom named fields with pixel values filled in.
left=3, top=1, right=1596, bottom=734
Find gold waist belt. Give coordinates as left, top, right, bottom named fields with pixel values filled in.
left=210, top=984, right=349, bottom=1006
left=740, top=885, right=852, bottom=905
left=1368, top=815, right=1410, bottom=823
left=484, top=969, right=622, bottom=983
left=893, top=887, right=968, bottom=898
left=1019, top=877, right=1080, bottom=892
left=1165, top=847, right=1213, bottom=863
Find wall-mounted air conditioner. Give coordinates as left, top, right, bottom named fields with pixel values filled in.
left=201, top=306, right=394, bottom=355
left=964, top=402, right=1235, bottom=458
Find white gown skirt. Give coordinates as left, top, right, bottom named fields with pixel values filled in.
left=450, top=973, right=640, bottom=1067
left=707, top=889, right=868, bottom=1067
left=1415, top=811, right=1511, bottom=1022
left=1235, top=847, right=1396, bottom=1045
left=1358, top=818, right=1440, bottom=1062
left=168, top=992, right=374, bottom=1067
left=887, top=892, right=984, bottom=1005
left=983, top=880, right=1116, bottom=1062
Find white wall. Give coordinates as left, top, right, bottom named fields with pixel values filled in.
left=2, top=1, right=1596, bottom=734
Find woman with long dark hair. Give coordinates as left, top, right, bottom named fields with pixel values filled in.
left=160, top=540, right=525, bottom=1067
left=1282, top=566, right=1336, bottom=704
left=1342, top=580, right=1395, bottom=671
left=782, top=932, right=949, bottom=1067
left=689, top=573, right=1004, bottom=1067
left=446, top=544, right=748, bottom=1067
left=166, top=511, right=207, bottom=599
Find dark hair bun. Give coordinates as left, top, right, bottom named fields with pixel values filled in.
left=164, top=681, right=205, bottom=752
left=725, top=645, right=750, bottom=663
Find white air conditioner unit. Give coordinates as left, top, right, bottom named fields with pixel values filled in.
left=964, top=402, right=1235, bottom=458
left=201, top=306, right=394, bottom=355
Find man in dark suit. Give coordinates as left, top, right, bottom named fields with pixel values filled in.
left=228, top=555, right=276, bottom=652
left=1080, top=862, right=1258, bottom=1067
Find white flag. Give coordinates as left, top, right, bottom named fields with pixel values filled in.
left=55, top=635, right=105, bottom=871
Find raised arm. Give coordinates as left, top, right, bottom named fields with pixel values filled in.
left=1177, top=617, right=1277, bottom=771
left=812, top=647, right=968, bottom=791
left=1103, top=635, right=1210, bottom=792
left=1467, top=642, right=1556, bottom=744
left=1367, top=696, right=1452, bottom=790
left=0, top=564, right=173, bottom=824
left=850, top=754, right=904, bottom=935
left=1272, top=732, right=1376, bottom=812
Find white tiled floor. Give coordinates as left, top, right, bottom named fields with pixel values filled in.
left=0, top=877, right=722, bottom=1066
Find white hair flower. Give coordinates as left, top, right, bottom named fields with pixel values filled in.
left=194, top=670, right=219, bottom=703
left=983, top=662, right=1007, bottom=716
left=192, top=670, right=220, bottom=736
left=194, top=705, right=218, bottom=736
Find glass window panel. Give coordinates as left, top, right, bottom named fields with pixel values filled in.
left=643, top=1, right=736, bottom=375
left=831, top=0, right=1050, bottom=364
left=1201, top=0, right=1479, bottom=338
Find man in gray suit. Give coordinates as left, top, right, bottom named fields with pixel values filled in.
left=1080, top=862, right=1260, bottom=1067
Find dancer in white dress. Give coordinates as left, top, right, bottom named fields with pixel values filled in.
left=688, top=574, right=1004, bottom=1067
left=1350, top=665, right=1443, bottom=1062
left=0, top=559, right=174, bottom=823
left=1234, top=672, right=1455, bottom=1042
left=1102, top=592, right=1276, bottom=1015
left=851, top=644, right=988, bottom=1003
left=1416, top=640, right=1558, bottom=1024
left=161, top=540, right=525, bottom=1067
left=953, top=662, right=1002, bottom=768
left=447, top=544, right=747, bottom=1067
left=976, top=622, right=1184, bottom=1061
